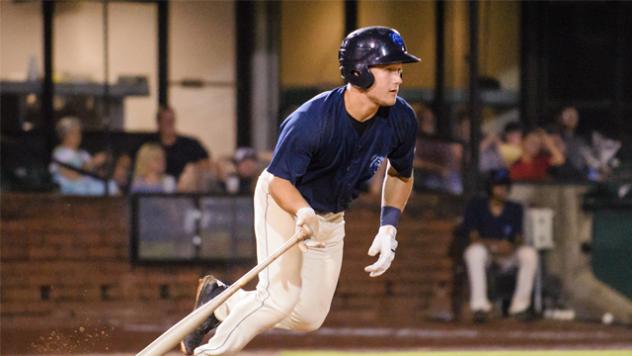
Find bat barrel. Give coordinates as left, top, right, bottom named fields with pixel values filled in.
left=137, top=285, right=236, bottom=356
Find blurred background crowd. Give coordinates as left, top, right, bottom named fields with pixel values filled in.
left=46, top=106, right=265, bottom=196
left=35, top=99, right=626, bottom=198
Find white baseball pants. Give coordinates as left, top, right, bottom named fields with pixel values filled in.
left=195, top=171, right=345, bottom=355
left=464, top=242, right=538, bottom=314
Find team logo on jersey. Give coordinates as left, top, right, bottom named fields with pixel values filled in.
left=369, top=155, right=385, bottom=176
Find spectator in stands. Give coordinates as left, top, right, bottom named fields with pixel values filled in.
left=462, top=169, right=538, bottom=322
left=412, top=105, right=457, bottom=192
left=150, top=106, right=211, bottom=181
left=453, top=111, right=505, bottom=173
left=414, top=136, right=460, bottom=194
left=112, top=154, right=132, bottom=192
left=479, top=132, right=505, bottom=173
left=550, top=105, right=590, bottom=180
left=130, top=143, right=176, bottom=193
left=498, top=121, right=524, bottom=167
left=510, top=128, right=565, bottom=181
left=218, top=147, right=262, bottom=195
left=411, top=102, right=437, bottom=137
left=582, top=131, right=622, bottom=182
left=49, top=116, right=118, bottom=195
left=453, top=110, right=470, bottom=143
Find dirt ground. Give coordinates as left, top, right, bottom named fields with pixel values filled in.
left=2, top=319, right=631, bottom=355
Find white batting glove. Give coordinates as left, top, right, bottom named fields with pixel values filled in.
left=295, top=207, right=324, bottom=252
left=364, top=225, right=398, bottom=277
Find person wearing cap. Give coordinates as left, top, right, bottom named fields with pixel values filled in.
left=183, top=26, right=420, bottom=355
left=462, top=169, right=538, bottom=323
left=221, top=147, right=261, bottom=195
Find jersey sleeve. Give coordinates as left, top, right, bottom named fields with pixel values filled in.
left=267, top=112, right=319, bottom=185
left=182, top=137, right=209, bottom=161
left=462, top=198, right=481, bottom=237
left=387, top=105, right=418, bottom=178
left=192, top=139, right=210, bottom=160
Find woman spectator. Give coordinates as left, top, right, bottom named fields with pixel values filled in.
left=49, top=116, right=118, bottom=195
left=130, top=143, right=177, bottom=193
left=510, top=129, right=565, bottom=181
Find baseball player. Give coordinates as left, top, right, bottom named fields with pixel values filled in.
left=462, top=169, right=538, bottom=322
left=181, top=26, right=420, bottom=355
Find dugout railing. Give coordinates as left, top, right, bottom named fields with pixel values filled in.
left=129, top=193, right=256, bottom=265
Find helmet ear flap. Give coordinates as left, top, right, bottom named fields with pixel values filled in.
left=362, top=69, right=375, bottom=89
left=346, top=64, right=374, bottom=89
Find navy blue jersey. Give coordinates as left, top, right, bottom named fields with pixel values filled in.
left=267, top=86, right=417, bottom=213
left=462, top=196, right=523, bottom=242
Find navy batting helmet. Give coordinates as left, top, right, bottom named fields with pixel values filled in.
left=339, top=26, right=420, bottom=89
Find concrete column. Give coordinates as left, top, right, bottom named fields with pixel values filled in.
left=251, top=1, right=280, bottom=152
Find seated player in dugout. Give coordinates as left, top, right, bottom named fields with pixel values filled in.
left=462, top=169, right=538, bottom=323
left=179, top=27, right=421, bottom=355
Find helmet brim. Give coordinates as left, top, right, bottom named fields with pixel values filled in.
left=370, top=52, right=421, bottom=66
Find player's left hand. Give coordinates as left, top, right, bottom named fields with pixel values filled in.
left=364, top=225, right=398, bottom=277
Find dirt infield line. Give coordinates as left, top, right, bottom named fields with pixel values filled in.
left=282, top=351, right=632, bottom=356
left=19, top=349, right=632, bottom=356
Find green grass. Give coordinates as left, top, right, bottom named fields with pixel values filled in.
left=282, top=351, right=632, bottom=356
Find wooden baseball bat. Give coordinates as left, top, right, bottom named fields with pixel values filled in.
left=137, top=229, right=308, bottom=356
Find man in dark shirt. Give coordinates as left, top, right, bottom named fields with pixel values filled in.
left=149, top=107, right=210, bottom=180
left=462, top=169, right=538, bottom=322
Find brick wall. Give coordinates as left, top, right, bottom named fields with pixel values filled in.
left=1, top=193, right=463, bottom=330
left=330, top=194, right=463, bottom=326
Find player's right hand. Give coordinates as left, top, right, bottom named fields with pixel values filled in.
left=295, top=207, right=323, bottom=252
